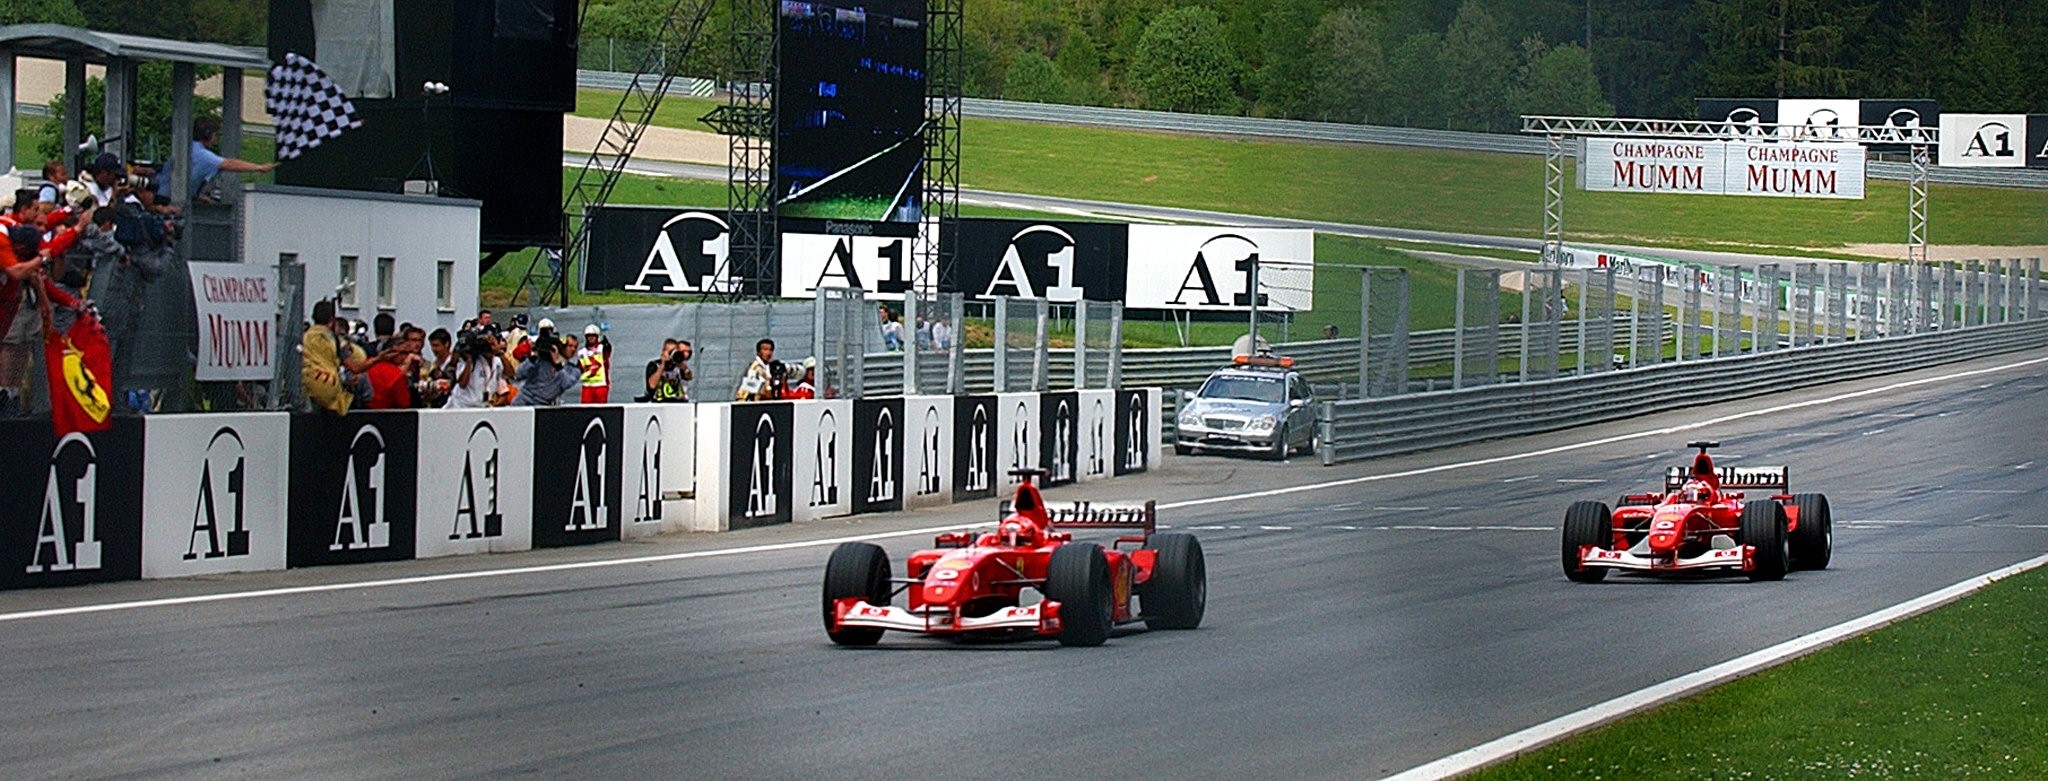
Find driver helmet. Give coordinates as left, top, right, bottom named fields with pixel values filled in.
left=1000, top=520, right=1037, bottom=547
left=1681, top=481, right=1712, bottom=504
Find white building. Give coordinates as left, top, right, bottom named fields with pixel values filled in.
left=241, top=185, right=481, bottom=333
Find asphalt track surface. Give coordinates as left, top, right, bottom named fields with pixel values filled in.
left=5, top=348, right=2047, bottom=780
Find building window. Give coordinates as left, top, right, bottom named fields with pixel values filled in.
left=437, top=260, right=455, bottom=312
left=339, top=255, right=359, bottom=309
left=377, top=256, right=397, bottom=310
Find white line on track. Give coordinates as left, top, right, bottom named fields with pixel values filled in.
left=1378, top=551, right=2048, bottom=781
left=4, top=353, right=2045, bottom=626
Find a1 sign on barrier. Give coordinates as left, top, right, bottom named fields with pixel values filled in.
left=415, top=409, right=536, bottom=557
left=141, top=414, right=290, bottom=578
left=530, top=407, right=625, bottom=548
left=952, top=395, right=999, bottom=502
left=0, top=419, right=145, bottom=590
left=288, top=412, right=420, bottom=568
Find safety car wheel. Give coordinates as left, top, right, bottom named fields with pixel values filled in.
left=823, top=542, right=892, bottom=646
left=1740, top=500, right=1791, bottom=582
left=1140, top=533, right=1206, bottom=630
left=1175, top=443, right=1192, bottom=456
left=1046, top=543, right=1114, bottom=647
left=1561, top=501, right=1613, bottom=583
left=1789, top=493, right=1833, bottom=571
left=1267, top=424, right=1289, bottom=460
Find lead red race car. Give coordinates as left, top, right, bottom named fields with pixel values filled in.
left=1562, top=441, right=1835, bottom=583
left=822, top=470, right=1207, bottom=647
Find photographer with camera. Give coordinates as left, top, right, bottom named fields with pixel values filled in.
left=446, top=324, right=510, bottom=409
left=511, top=329, right=579, bottom=407
left=642, top=338, right=692, bottom=403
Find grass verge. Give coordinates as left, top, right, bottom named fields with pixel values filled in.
left=1461, top=562, right=2048, bottom=780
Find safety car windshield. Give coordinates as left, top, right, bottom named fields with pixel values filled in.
left=1198, top=375, right=1285, bottom=403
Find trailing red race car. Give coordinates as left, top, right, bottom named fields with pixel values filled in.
left=822, top=470, right=1207, bottom=647
left=1562, top=441, right=1835, bottom=583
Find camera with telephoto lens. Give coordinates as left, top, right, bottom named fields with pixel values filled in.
left=455, top=325, right=494, bottom=358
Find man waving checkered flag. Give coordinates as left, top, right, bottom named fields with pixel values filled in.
left=265, top=52, right=362, bottom=160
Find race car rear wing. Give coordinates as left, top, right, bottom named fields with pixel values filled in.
left=1000, top=500, right=1158, bottom=535
left=1665, top=465, right=1790, bottom=493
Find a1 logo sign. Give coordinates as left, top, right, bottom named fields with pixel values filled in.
left=28, top=434, right=102, bottom=574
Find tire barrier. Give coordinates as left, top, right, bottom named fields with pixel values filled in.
left=0, top=391, right=1161, bottom=591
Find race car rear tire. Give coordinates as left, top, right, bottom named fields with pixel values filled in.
left=1140, top=533, right=1207, bottom=630
left=1739, top=500, right=1791, bottom=582
left=1561, top=501, right=1613, bottom=583
left=823, top=542, right=892, bottom=646
left=1789, top=493, right=1833, bottom=571
left=1046, top=543, right=1114, bottom=647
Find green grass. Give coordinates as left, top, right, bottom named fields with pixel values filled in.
left=958, top=118, right=2048, bottom=252
left=1465, top=564, right=2048, bottom=780
left=575, top=89, right=723, bottom=134
left=574, top=87, right=2048, bottom=252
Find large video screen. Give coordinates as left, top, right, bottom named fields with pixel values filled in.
left=776, top=0, right=928, bottom=223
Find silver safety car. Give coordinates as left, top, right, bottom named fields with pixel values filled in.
left=1174, top=354, right=1317, bottom=459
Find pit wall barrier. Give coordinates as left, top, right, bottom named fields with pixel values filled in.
left=0, top=390, right=1161, bottom=591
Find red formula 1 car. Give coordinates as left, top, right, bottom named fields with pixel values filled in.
left=1562, top=441, right=1835, bottom=583
left=822, top=470, right=1207, bottom=647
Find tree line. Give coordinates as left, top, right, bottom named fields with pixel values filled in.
left=20, top=0, right=2047, bottom=137
left=957, top=0, right=2046, bottom=129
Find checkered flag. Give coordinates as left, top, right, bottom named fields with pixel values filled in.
left=265, top=52, right=362, bottom=160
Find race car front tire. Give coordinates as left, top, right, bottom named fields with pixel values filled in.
left=1739, top=500, right=1791, bottom=582
left=1046, top=543, right=1115, bottom=647
left=1140, top=533, right=1207, bottom=630
left=1561, top=501, right=1613, bottom=583
left=1789, top=493, right=1833, bottom=570
left=823, top=542, right=893, bottom=646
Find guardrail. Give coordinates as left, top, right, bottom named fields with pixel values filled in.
left=858, top=315, right=1656, bottom=396
left=1316, top=318, right=2048, bottom=464
left=568, top=70, right=2048, bottom=190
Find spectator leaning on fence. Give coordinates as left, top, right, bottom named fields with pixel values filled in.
left=879, top=305, right=903, bottom=351
left=302, top=299, right=370, bottom=415
left=737, top=338, right=778, bottom=401
left=930, top=314, right=953, bottom=351
left=362, top=326, right=424, bottom=410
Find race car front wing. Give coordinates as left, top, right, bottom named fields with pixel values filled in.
left=1577, top=544, right=1752, bottom=573
left=833, top=599, right=1065, bottom=635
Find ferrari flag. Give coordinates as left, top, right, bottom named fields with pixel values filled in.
left=41, top=284, right=113, bottom=437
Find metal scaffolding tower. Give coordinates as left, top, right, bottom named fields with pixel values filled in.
left=703, top=0, right=779, bottom=300
left=920, top=0, right=965, bottom=295
left=516, top=0, right=718, bottom=307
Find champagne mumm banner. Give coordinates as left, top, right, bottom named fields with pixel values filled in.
left=188, top=262, right=276, bottom=382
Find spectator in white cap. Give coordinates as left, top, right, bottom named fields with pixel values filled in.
left=514, top=317, right=555, bottom=363
left=576, top=323, right=612, bottom=404
left=788, top=356, right=819, bottom=399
